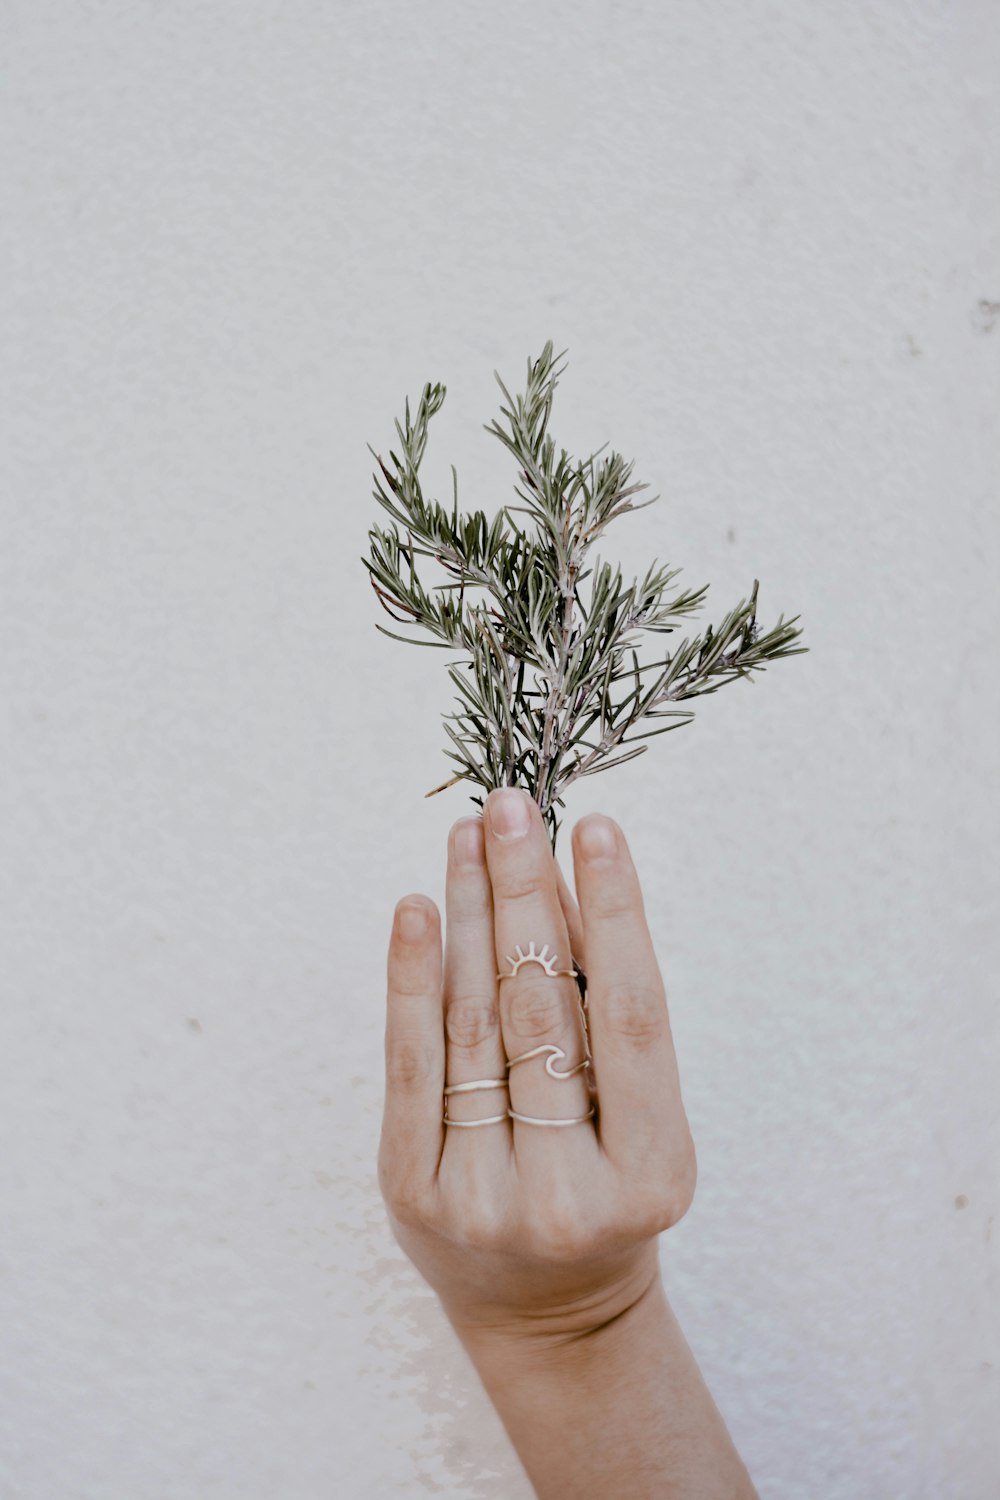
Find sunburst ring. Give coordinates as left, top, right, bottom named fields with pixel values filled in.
left=496, top=940, right=579, bottom=982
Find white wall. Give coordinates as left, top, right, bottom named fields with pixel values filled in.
left=2, top=2, right=998, bottom=1496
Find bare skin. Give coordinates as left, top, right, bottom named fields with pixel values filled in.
left=378, top=785, right=759, bottom=1498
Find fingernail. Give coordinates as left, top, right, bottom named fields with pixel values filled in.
left=397, top=901, right=427, bottom=940
left=488, top=787, right=531, bottom=840
left=578, top=816, right=618, bottom=861
left=453, top=817, right=484, bottom=867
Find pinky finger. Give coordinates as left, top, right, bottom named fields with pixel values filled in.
left=378, top=895, right=445, bottom=1216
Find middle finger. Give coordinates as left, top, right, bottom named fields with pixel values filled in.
left=483, top=788, right=596, bottom=1178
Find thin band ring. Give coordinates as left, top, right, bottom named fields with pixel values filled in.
left=442, top=1076, right=508, bottom=1127
left=443, top=1111, right=509, bottom=1127
left=507, top=1105, right=596, bottom=1127
left=443, top=1077, right=508, bottom=1096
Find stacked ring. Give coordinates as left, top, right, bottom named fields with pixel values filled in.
left=442, top=1076, right=508, bottom=1128
left=442, top=943, right=594, bottom=1128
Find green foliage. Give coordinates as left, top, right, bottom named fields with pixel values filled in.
left=362, top=342, right=806, bottom=849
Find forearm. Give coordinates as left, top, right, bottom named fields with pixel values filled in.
left=452, top=1272, right=759, bottom=1500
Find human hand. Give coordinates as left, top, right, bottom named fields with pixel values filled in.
left=377, top=785, right=697, bottom=1346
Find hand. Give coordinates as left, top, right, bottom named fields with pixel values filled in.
left=377, top=785, right=697, bottom=1344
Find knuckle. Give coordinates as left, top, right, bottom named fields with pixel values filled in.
left=390, top=977, right=431, bottom=1000
left=530, top=1203, right=599, bottom=1262
left=446, top=1189, right=512, bottom=1253
left=494, top=863, right=550, bottom=904
left=639, top=1192, right=683, bottom=1237
left=387, top=1191, right=430, bottom=1232
left=507, top=977, right=570, bottom=1038
left=600, top=978, right=666, bottom=1047
left=635, top=1144, right=698, bottom=1234
left=377, top=1159, right=431, bottom=1227
left=385, top=1036, right=437, bottom=1091
left=449, top=890, right=492, bottom=931
left=646, top=1188, right=689, bottom=1234
left=388, top=964, right=435, bottom=1001
left=671, top=1134, right=699, bottom=1217
left=445, top=994, right=500, bottom=1052
left=590, top=883, right=640, bottom=922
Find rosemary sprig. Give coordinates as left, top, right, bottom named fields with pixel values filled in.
left=362, top=341, right=806, bottom=849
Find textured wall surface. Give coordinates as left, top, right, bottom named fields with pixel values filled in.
left=2, top=2, right=998, bottom=1496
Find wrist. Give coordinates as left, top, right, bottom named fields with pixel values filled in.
left=447, top=1254, right=666, bottom=1384
left=446, top=1270, right=759, bottom=1500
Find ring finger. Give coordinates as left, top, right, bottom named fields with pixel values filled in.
left=441, top=815, right=511, bottom=1161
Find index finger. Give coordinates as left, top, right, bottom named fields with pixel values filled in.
left=570, top=815, right=691, bottom=1182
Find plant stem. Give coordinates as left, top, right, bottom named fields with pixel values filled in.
left=536, top=515, right=581, bottom=816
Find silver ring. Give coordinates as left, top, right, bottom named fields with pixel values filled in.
left=443, top=1076, right=508, bottom=1127
left=443, top=938, right=591, bottom=1128
left=506, top=1042, right=590, bottom=1080
left=443, top=1112, right=508, bottom=1127
left=506, top=1043, right=593, bottom=1127
left=497, top=941, right=578, bottom=982
left=507, top=1106, right=596, bottom=1127
left=443, top=1077, right=508, bottom=1096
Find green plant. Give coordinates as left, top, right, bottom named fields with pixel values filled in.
left=362, top=341, right=805, bottom=850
